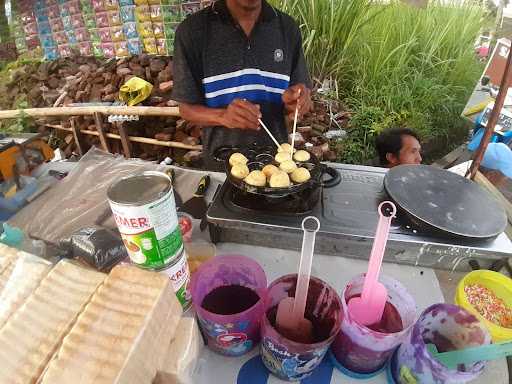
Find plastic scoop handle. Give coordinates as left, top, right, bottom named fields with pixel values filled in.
left=427, top=341, right=512, bottom=369
left=360, top=202, right=397, bottom=304
left=292, top=216, right=321, bottom=320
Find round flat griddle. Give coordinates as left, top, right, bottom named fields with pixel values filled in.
left=384, top=165, right=507, bottom=239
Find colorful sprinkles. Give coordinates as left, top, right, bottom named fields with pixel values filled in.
left=465, top=284, right=512, bottom=328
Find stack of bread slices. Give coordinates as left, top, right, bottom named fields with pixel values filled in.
left=0, top=243, right=203, bottom=384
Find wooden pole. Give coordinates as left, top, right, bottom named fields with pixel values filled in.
left=93, top=112, right=110, bottom=152
left=0, top=105, right=180, bottom=119
left=116, top=122, right=132, bottom=158
left=45, top=124, right=202, bottom=151
left=70, top=118, right=85, bottom=156
left=467, top=44, right=512, bottom=179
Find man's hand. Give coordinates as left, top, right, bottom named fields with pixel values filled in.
left=219, top=99, right=261, bottom=130
left=282, top=84, right=312, bottom=121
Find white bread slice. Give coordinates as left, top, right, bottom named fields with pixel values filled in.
left=0, top=260, right=105, bottom=384
left=0, top=243, right=18, bottom=270
left=155, top=317, right=203, bottom=384
left=0, top=252, right=51, bottom=330
left=41, top=264, right=182, bottom=384
left=0, top=243, right=19, bottom=286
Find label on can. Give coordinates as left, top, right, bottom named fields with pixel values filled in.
left=159, top=250, right=192, bottom=310
left=109, top=182, right=183, bottom=269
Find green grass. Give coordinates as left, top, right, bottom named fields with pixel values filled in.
left=273, top=0, right=484, bottom=163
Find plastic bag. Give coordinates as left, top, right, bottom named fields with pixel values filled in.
left=119, top=76, right=153, bottom=106
left=64, top=227, right=128, bottom=272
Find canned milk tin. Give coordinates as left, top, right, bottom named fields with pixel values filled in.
left=157, top=249, right=192, bottom=310
left=107, top=171, right=183, bottom=269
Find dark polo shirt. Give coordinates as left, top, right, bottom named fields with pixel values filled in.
left=172, top=0, right=311, bottom=170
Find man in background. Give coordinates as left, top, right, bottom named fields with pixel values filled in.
left=375, top=128, right=422, bottom=167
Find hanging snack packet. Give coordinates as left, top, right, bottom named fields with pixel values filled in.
left=123, top=22, right=138, bottom=39
left=53, top=30, right=68, bottom=44
left=50, top=18, right=65, bottom=33
left=135, top=4, right=151, bottom=22
left=120, top=4, right=135, bottom=22
left=156, top=38, right=166, bottom=55
left=111, top=25, right=125, bottom=41
left=58, top=43, right=72, bottom=57
left=119, top=0, right=134, bottom=5
left=115, top=40, right=129, bottom=56
left=105, top=0, right=120, bottom=10
left=75, top=28, right=90, bottom=42
left=101, top=41, right=116, bottom=57
left=71, top=14, right=85, bottom=29
left=143, top=37, right=157, bottom=54
left=79, top=41, right=93, bottom=55
left=108, top=10, right=122, bottom=25
left=150, top=4, right=162, bottom=21
left=92, top=0, right=106, bottom=11
left=127, top=38, right=141, bottom=54
left=44, top=46, right=59, bottom=60
left=137, top=21, right=154, bottom=38
left=99, top=27, right=112, bottom=42
left=152, top=22, right=164, bottom=38
left=95, top=11, right=110, bottom=27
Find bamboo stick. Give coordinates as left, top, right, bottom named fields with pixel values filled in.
left=467, top=45, right=512, bottom=179
left=0, top=105, right=180, bottom=118
left=45, top=124, right=202, bottom=151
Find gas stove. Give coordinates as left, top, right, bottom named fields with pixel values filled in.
left=207, top=163, right=512, bottom=271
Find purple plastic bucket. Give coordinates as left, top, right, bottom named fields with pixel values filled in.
left=260, top=274, right=342, bottom=381
left=389, top=303, right=491, bottom=384
left=331, top=274, right=417, bottom=374
left=190, top=254, right=267, bottom=356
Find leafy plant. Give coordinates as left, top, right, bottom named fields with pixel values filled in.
left=273, top=0, right=484, bottom=163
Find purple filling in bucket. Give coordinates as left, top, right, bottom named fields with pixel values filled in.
left=190, top=254, right=267, bottom=356
left=260, top=274, right=342, bottom=381
left=331, top=274, right=417, bottom=374
left=390, top=303, right=491, bottom=384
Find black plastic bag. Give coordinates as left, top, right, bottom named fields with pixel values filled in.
left=66, top=227, right=128, bottom=272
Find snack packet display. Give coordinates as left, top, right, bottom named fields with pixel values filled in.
left=152, top=22, right=164, bottom=38
left=143, top=37, right=157, bottom=54
left=79, top=41, right=93, bottom=55
left=115, top=40, right=129, bottom=56
left=127, top=38, right=141, bottom=54
left=137, top=21, right=154, bottom=38
left=120, top=5, right=135, bottom=22
left=122, top=22, right=138, bottom=39
left=99, top=27, right=112, bottom=42
left=135, top=5, right=151, bottom=22
left=111, top=26, right=125, bottom=41
left=101, top=41, right=115, bottom=57
left=108, top=10, right=122, bottom=25
left=95, top=11, right=109, bottom=27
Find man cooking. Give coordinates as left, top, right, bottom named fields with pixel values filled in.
left=172, top=0, right=312, bottom=170
left=375, top=128, right=422, bottom=167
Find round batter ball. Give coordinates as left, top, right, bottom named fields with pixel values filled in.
left=229, top=152, right=248, bottom=167
left=278, top=143, right=295, bottom=154
left=293, top=150, right=311, bottom=162
left=280, top=160, right=298, bottom=174
left=269, top=171, right=291, bottom=188
left=275, top=152, right=292, bottom=164
left=291, top=167, right=311, bottom=183
left=262, top=164, right=279, bottom=179
left=230, top=163, right=249, bottom=179
left=244, top=170, right=267, bottom=187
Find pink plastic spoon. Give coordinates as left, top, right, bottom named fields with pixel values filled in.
left=276, top=216, right=320, bottom=343
left=348, top=201, right=397, bottom=326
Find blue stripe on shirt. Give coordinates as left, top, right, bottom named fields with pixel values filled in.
left=205, top=90, right=283, bottom=108
left=204, top=74, right=289, bottom=94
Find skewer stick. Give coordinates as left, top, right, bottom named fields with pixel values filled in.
left=258, top=118, right=281, bottom=149
left=291, top=89, right=301, bottom=156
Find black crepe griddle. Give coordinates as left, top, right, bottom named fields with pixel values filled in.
left=384, top=165, right=507, bottom=239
